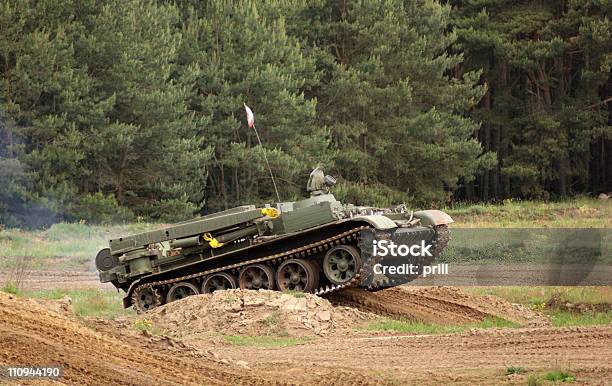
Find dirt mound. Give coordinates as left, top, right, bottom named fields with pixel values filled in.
left=327, top=286, right=549, bottom=326
left=146, top=289, right=374, bottom=337
left=0, top=292, right=269, bottom=385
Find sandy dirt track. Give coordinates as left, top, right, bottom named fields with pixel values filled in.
left=162, top=287, right=610, bottom=384
left=1, top=284, right=611, bottom=385
left=216, top=325, right=612, bottom=385
left=0, top=292, right=271, bottom=385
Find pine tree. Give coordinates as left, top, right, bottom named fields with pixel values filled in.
left=0, top=0, right=105, bottom=225
left=0, top=0, right=211, bottom=224
left=451, top=0, right=612, bottom=199
left=77, top=0, right=210, bottom=220
left=177, top=0, right=330, bottom=211
left=288, top=0, right=494, bottom=205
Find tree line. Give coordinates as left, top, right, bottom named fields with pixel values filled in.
left=0, top=0, right=609, bottom=227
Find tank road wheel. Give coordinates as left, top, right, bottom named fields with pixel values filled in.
left=202, top=273, right=237, bottom=294
left=323, top=245, right=362, bottom=285
left=239, top=264, right=275, bottom=290
left=276, top=259, right=319, bottom=293
left=166, top=282, right=200, bottom=303
left=132, top=286, right=162, bottom=313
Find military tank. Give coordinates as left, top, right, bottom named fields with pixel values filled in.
left=96, top=167, right=453, bottom=312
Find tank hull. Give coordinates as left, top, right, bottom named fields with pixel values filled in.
left=96, top=192, right=453, bottom=312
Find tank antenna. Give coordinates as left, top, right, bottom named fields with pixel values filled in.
left=244, top=104, right=281, bottom=203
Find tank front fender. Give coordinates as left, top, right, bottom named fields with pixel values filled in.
left=413, top=210, right=454, bottom=226
left=349, top=215, right=397, bottom=230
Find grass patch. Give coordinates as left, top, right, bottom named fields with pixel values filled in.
left=549, top=310, right=612, bottom=327
left=544, top=369, right=575, bottom=382
left=259, top=311, right=291, bottom=336
left=223, top=335, right=311, bottom=347
left=364, top=318, right=465, bottom=334
left=506, top=366, right=526, bottom=375
left=465, top=287, right=612, bottom=328
left=464, top=286, right=612, bottom=306
left=0, top=222, right=161, bottom=270
left=362, top=316, right=518, bottom=334
left=22, top=289, right=134, bottom=319
left=1, top=281, right=20, bottom=295
left=527, top=374, right=540, bottom=386
left=475, top=316, right=520, bottom=329
left=224, top=295, right=237, bottom=304
left=261, top=310, right=281, bottom=327
left=282, top=289, right=306, bottom=298
left=445, top=197, right=610, bottom=228
left=527, top=369, right=576, bottom=385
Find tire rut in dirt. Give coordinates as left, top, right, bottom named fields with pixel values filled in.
left=327, top=287, right=492, bottom=324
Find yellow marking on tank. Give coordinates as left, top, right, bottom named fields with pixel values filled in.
left=261, top=207, right=279, bottom=218
left=203, top=233, right=224, bottom=248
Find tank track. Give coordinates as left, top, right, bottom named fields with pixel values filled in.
left=366, top=224, right=450, bottom=291
left=131, top=225, right=369, bottom=312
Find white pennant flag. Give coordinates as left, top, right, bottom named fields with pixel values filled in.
left=244, top=103, right=255, bottom=128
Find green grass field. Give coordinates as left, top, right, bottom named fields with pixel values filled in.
left=445, top=197, right=610, bottom=228
left=0, top=198, right=608, bottom=270
left=464, top=286, right=612, bottom=305
left=223, top=335, right=312, bottom=347
left=0, top=222, right=161, bottom=270
left=20, top=288, right=134, bottom=319
left=465, top=286, right=612, bottom=327
left=439, top=227, right=610, bottom=264
left=0, top=199, right=610, bottom=333
left=362, top=316, right=519, bottom=334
